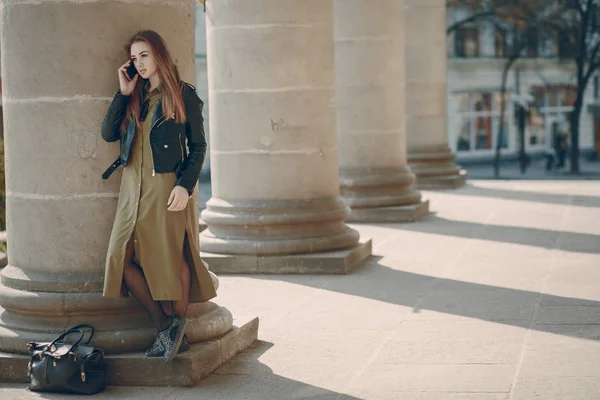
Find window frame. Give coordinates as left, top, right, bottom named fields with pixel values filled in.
left=453, top=90, right=512, bottom=154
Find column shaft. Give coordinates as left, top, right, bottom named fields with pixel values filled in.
left=0, top=0, right=231, bottom=355
left=335, top=0, right=428, bottom=222
left=200, top=0, right=371, bottom=273
left=405, top=0, right=467, bottom=189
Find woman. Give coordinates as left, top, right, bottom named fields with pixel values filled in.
left=100, top=30, right=216, bottom=363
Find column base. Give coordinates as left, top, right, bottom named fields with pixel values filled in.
left=347, top=199, right=429, bottom=223
left=0, top=274, right=232, bottom=354
left=200, top=197, right=360, bottom=256
left=408, top=146, right=468, bottom=190
left=201, top=238, right=372, bottom=274
left=415, top=169, right=467, bottom=190
left=0, top=316, right=259, bottom=386
left=199, top=218, right=208, bottom=233
left=340, top=166, right=421, bottom=209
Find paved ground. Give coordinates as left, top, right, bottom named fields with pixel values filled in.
left=2, top=179, right=600, bottom=399
left=463, top=156, right=600, bottom=181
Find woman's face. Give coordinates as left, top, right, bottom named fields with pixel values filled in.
left=130, top=41, right=157, bottom=81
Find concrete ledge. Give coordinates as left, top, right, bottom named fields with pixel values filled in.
left=347, top=200, right=429, bottom=223
left=202, top=238, right=372, bottom=274
left=415, top=169, right=468, bottom=190
left=0, top=316, right=259, bottom=387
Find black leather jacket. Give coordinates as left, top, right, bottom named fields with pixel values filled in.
left=100, top=82, right=206, bottom=195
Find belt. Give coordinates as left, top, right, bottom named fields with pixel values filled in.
left=102, top=157, right=122, bottom=180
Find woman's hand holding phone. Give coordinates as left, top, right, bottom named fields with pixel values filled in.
left=118, top=61, right=138, bottom=96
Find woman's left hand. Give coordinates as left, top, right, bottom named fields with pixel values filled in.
left=167, top=186, right=189, bottom=212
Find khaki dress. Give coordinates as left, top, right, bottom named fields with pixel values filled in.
left=103, top=86, right=216, bottom=303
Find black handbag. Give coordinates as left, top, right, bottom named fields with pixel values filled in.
left=26, top=324, right=107, bottom=395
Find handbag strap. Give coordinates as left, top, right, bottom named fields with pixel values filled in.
left=102, top=157, right=121, bottom=180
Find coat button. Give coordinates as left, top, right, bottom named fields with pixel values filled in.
left=164, top=144, right=169, bottom=148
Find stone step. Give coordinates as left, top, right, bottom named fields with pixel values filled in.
left=0, top=316, right=259, bottom=387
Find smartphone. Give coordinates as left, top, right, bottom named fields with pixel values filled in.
left=126, top=63, right=138, bottom=79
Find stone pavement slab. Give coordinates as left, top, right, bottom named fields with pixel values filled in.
left=2, top=179, right=600, bottom=399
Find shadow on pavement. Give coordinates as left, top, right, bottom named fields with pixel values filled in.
left=192, top=340, right=361, bottom=399
left=253, top=260, right=600, bottom=343
left=395, top=214, right=600, bottom=254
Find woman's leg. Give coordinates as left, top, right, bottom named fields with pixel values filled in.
left=173, top=253, right=192, bottom=317
left=122, top=236, right=170, bottom=331
left=162, top=234, right=192, bottom=318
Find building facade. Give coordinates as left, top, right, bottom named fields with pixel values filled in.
left=447, top=7, right=598, bottom=162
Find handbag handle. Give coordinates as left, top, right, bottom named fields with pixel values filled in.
left=67, top=324, right=95, bottom=345
left=45, top=324, right=95, bottom=354
left=45, top=329, right=85, bottom=356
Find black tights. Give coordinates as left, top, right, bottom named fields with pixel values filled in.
left=122, top=236, right=192, bottom=331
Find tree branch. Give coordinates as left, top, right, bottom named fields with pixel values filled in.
left=583, top=39, right=600, bottom=85
left=576, top=1, right=592, bottom=81
left=584, top=63, right=600, bottom=88
left=446, top=10, right=497, bottom=35
left=587, top=36, right=600, bottom=65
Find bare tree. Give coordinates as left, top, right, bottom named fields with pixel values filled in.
left=446, top=0, right=504, bottom=35
left=494, top=31, right=526, bottom=178
left=447, top=1, right=519, bottom=177
left=554, top=0, right=600, bottom=173
left=492, top=1, right=564, bottom=177
left=447, top=1, right=559, bottom=177
left=446, top=1, right=546, bottom=34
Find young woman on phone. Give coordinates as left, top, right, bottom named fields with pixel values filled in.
left=100, top=30, right=216, bottom=363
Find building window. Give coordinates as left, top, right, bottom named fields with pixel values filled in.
left=455, top=26, right=479, bottom=58
left=525, top=27, right=539, bottom=57
left=558, top=31, right=576, bottom=58
left=527, top=85, right=576, bottom=149
left=539, top=30, right=559, bottom=57
left=453, top=91, right=509, bottom=152
left=495, top=27, right=507, bottom=57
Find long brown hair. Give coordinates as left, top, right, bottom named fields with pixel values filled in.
left=120, top=30, right=186, bottom=133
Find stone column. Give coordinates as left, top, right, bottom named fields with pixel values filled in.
left=405, top=0, right=467, bottom=189
left=194, top=3, right=211, bottom=181
left=0, top=0, right=256, bottom=386
left=334, top=0, right=429, bottom=222
left=200, top=0, right=371, bottom=274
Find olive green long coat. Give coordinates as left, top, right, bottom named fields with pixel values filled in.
left=103, top=87, right=216, bottom=303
